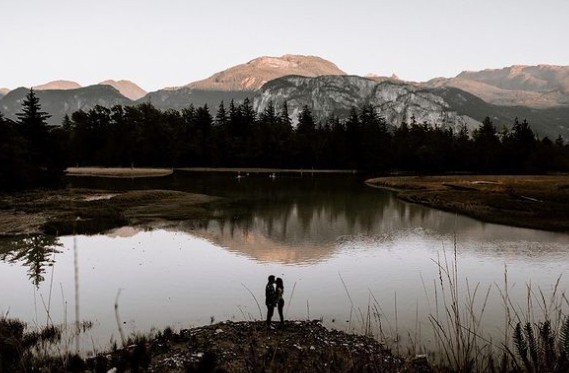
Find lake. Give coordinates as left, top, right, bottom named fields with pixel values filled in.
left=1, top=171, right=569, bottom=355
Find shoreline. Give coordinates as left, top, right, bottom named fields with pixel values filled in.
left=177, top=167, right=357, bottom=174
left=4, top=318, right=416, bottom=372
left=366, top=175, right=569, bottom=232
left=65, top=167, right=358, bottom=177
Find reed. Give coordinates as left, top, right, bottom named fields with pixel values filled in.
left=242, top=282, right=263, bottom=319
left=114, top=289, right=126, bottom=347
left=425, top=238, right=493, bottom=372
left=335, top=234, right=569, bottom=373
left=0, top=315, right=62, bottom=372
left=420, top=237, right=569, bottom=372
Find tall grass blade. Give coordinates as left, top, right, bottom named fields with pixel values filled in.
left=524, top=322, right=538, bottom=368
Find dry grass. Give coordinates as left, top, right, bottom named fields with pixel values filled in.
left=366, top=175, right=569, bottom=231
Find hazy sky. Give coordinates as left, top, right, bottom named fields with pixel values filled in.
left=1, top=0, right=568, bottom=91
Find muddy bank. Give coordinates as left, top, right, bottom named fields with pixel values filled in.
left=367, top=175, right=569, bottom=232
left=0, top=188, right=222, bottom=236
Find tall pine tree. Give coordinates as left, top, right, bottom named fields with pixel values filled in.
left=16, top=89, right=51, bottom=153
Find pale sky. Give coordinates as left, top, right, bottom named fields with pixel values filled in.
left=1, top=0, right=568, bottom=92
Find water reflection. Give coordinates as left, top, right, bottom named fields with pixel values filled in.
left=1, top=173, right=567, bottom=354
left=189, top=193, right=569, bottom=264
left=0, top=235, right=62, bottom=287
left=70, top=172, right=569, bottom=263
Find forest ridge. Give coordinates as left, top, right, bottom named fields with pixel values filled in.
left=1, top=89, right=568, bottom=190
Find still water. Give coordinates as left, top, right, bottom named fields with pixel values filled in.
left=1, top=172, right=569, bottom=354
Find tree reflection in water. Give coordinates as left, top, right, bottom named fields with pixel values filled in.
left=0, top=235, right=62, bottom=287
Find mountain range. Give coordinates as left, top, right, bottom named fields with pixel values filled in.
left=1, top=85, right=132, bottom=124
left=2, top=55, right=569, bottom=139
left=424, top=65, right=569, bottom=108
left=29, top=79, right=147, bottom=100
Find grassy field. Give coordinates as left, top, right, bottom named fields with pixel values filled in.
left=366, top=175, right=569, bottom=231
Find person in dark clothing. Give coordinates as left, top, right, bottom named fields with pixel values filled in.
left=265, top=275, right=276, bottom=328
left=275, top=277, right=285, bottom=328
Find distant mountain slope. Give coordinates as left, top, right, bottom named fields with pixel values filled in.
left=187, top=54, right=346, bottom=91
left=457, top=65, right=569, bottom=92
left=425, top=65, right=569, bottom=108
left=33, top=80, right=82, bottom=90
left=432, top=87, right=569, bottom=139
left=0, top=85, right=132, bottom=125
left=0, top=88, right=8, bottom=100
left=255, top=75, right=569, bottom=139
left=100, top=80, right=147, bottom=100
left=138, top=87, right=253, bottom=111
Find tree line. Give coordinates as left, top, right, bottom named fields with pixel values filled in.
left=2, top=89, right=569, bottom=189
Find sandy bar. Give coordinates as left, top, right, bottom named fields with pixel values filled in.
left=66, top=167, right=173, bottom=178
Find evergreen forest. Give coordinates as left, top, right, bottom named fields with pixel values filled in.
left=2, top=89, right=569, bottom=190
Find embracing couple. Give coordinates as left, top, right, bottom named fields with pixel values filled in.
left=265, top=275, right=284, bottom=329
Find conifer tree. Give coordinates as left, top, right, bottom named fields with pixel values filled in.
left=474, top=116, right=498, bottom=141
left=61, top=114, right=72, bottom=131
left=259, top=100, right=277, bottom=124
left=4, top=89, right=63, bottom=186
left=473, top=116, right=501, bottom=171
left=16, top=89, right=51, bottom=150
left=279, top=101, right=292, bottom=127
left=240, top=97, right=256, bottom=125
left=215, top=101, right=228, bottom=127
left=297, top=105, right=315, bottom=135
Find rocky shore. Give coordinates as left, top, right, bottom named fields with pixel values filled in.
left=93, top=320, right=421, bottom=373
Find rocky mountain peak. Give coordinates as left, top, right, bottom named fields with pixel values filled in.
left=186, top=54, right=346, bottom=91
left=364, top=73, right=402, bottom=84
left=508, top=65, right=528, bottom=76
left=247, top=54, right=344, bottom=71
left=33, top=80, right=82, bottom=90
left=99, top=80, right=147, bottom=100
